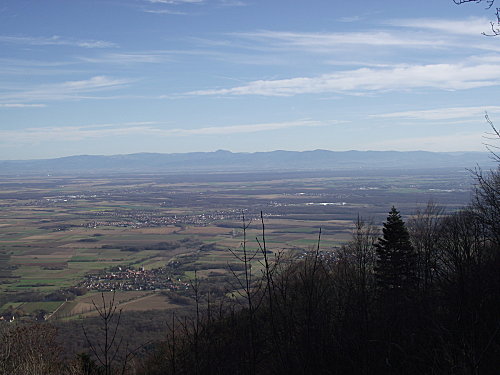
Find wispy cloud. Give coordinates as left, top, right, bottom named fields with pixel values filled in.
left=142, top=0, right=204, bottom=14
left=0, top=120, right=332, bottom=143
left=173, top=119, right=328, bottom=135
left=233, top=30, right=448, bottom=52
left=0, top=122, right=158, bottom=142
left=388, top=17, right=492, bottom=36
left=218, top=0, right=247, bottom=7
left=0, top=35, right=116, bottom=48
left=78, top=48, right=279, bottom=67
left=143, top=9, right=187, bottom=14
left=192, top=21, right=500, bottom=64
left=146, top=0, right=244, bottom=6
left=366, top=132, right=485, bottom=152
left=0, top=103, right=46, bottom=108
left=337, top=15, right=364, bottom=23
left=79, top=52, right=173, bottom=64
left=370, top=106, right=500, bottom=121
left=146, top=0, right=204, bottom=4
left=0, top=76, right=132, bottom=103
left=466, top=54, right=500, bottom=64
left=185, top=62, right=500, bottom=96
left=143, top=0, right=243, bottom=14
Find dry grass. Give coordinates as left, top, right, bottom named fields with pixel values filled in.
left=181, top=226, right=231, bottom=235
left=61, top=291, right=180, bottom=318
left=129, top=227, right=179, bottom=235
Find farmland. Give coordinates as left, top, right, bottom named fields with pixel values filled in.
left=0, top=168, right=472, bottom=319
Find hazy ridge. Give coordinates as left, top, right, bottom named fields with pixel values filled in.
left=0, top=150, right=494, bottom=175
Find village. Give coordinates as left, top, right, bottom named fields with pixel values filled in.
left=79, top=266, right=191, bottom=292
left=82, top=208, right=246, bottom=229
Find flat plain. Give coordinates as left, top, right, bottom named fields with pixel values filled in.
left=0, top=168, right=473, bottom=318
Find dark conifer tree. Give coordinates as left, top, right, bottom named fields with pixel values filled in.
left=375, top=206, right=416, bottom=295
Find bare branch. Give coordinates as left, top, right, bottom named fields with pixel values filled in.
left=454, top=0, right=499, bottom=35
left=453, top=0, right=495, bottom=9
left=482, top=112, right=500, bottom=162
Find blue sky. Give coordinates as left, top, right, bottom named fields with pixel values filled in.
left=1, top=0, right=500, bottom=160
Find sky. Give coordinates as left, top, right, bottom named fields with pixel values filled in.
left=1, top=0, right=500, bottom=160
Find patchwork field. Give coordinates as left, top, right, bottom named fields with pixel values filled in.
left=0, top=168, right=472, bottom=318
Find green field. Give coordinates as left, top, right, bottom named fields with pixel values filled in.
left=0, top=169, right=472, bottom=317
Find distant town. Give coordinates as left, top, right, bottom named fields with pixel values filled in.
left=79, top=266, right=191, bottom=292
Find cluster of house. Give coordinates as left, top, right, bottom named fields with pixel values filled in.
left=297, top=249, right=338, bottom=263
left=79, top=266, right=191, bottom=291
left=82, top=208, right=245, bottom=229
left=29, top=194, right=98, bottom=207
left=0, top=314, right=15, bottom=322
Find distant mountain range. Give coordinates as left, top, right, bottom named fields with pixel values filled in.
left=0, top=150, right=495, bottom=175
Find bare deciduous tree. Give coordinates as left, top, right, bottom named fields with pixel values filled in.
left=0, top=323, right=61, bottom=375
left=82, top=291, right=143, bottom=375
left=453, top=0, right=500, bottom=36
left=408, top=201, right=444, bottom=293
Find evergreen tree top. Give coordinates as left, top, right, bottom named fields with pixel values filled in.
left=375, top=206, right=416, bottom=292
left=379, top=206, right=411, bottom=247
